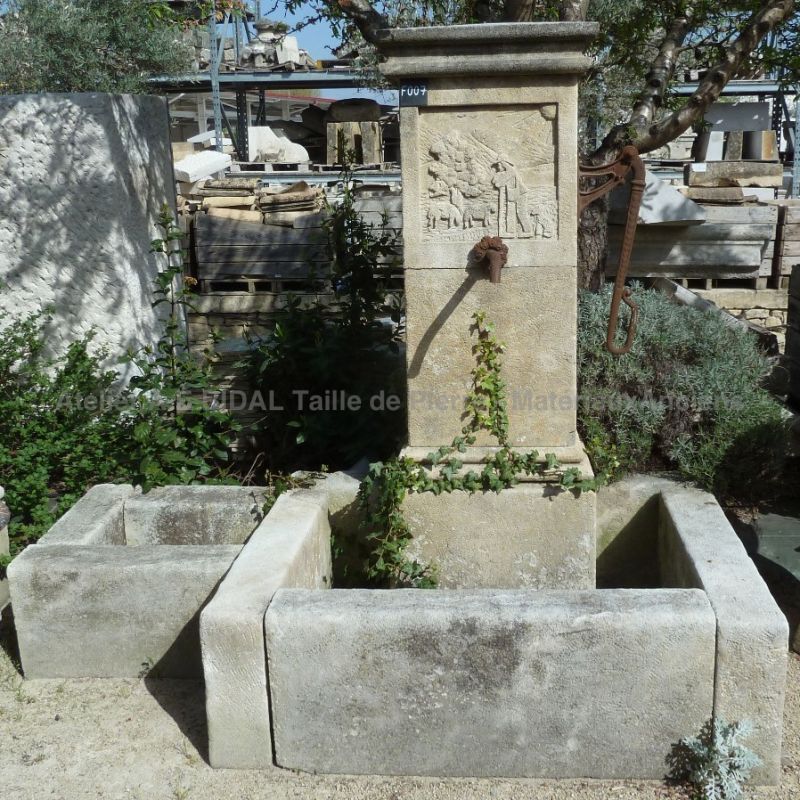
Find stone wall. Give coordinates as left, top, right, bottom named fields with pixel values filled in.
left=0, top=94, right=177, bottom=379
left=695, top=288, right=790, bottom=351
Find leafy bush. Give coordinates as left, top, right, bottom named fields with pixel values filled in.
left=0, top=0, right=193, bottom=94
left=0, top=207, right=238, bottom=555
left=245, top=164, right=405, bottom=472
left=578, top=286, right=786, bottom=496
left=667, top=718, right=761, bottom=800
left=0, top=306, right=125, bottom=555
left=123, top=206, right=239, bottom=490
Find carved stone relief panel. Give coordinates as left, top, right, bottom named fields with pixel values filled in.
left=419, top=104, right=558, bottom=242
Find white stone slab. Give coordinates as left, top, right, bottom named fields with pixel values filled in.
left=248, top=126, right=310, bottom=164
left=707, top=130, right=726, bottom=160
left=174, top=150, right=232, bottom=182
left=610, top=171, right=706, bottom=226
left=275, top=35, right=301, bottom=64
left=187, top=130, right=233, bottom=146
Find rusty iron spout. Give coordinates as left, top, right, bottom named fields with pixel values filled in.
left=472, top=236, right=508, bottom=284
left=485, top=249, right=505, bottom=284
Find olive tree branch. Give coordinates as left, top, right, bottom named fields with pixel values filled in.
left=594, top=0, right=796, bottom=159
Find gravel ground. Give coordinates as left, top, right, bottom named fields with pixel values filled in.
left=0, top=607, right=798, bottom=800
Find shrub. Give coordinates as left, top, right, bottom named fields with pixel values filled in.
left=578, top=286, right=786, bottom=496
left=0, top=207, right=239, bottom=555
left=667, top=718, right=761, bottom=800
left=122, top=205, right=239, bottom=490
left=0, top=305, right=125, bottom=555
left=245, top=163, right=405, bottom=472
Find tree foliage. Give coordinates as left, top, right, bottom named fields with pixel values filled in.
left=0, top=0, right=194, bottom=94
left=285, top=0, right=797, bottom=160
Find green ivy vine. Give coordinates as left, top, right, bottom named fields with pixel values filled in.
left=357, top=310, right=606, bottom=589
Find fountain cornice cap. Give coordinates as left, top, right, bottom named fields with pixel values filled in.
left=377, top=22, right=599, bottom=81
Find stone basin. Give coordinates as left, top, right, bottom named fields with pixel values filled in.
left=198, top=473, right=786, bottom=785
left=7, top=484, right=267, bottom=678
left=6, top=475, right=788, bottom=785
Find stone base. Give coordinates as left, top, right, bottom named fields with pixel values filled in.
left=402, top=463, right=596, bottom=589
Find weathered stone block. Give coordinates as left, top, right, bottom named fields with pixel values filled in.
left=9, top=543, right=239, bottom=678
left=201, top=482, right=336, bottom=769
left=0, top=94, right=176, bottom=379
left=266, top=587, right=716, bottom=778
left=325, top=98, right=381, bottom=123
left=7, top=485, right=265, bottom=679
left=124, top=485, right=266, bottom=546
left=402, top=480, right=596, bottom=589
left=686, top=161, right=783, bottom=188
left=724, top=131, right=744, bottom=161
left=659, top=487, right=788, bottom=784
left=743, top=130, right=779, bottom=161
left=39, top=483, right=134, bottom=545
left=174, top=150, right=232, bottom=182
left=685, top=186, right=745, bottom=203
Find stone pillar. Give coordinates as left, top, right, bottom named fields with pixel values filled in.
left=325, top=99, right=383, bottom=166
left=379, top=23, right=598, bottom=588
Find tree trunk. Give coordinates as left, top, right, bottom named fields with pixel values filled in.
left=578, top=197, right=609, bottom=292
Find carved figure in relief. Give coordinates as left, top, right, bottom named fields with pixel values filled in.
left=427, top=184, right=464, bottom=229
left=422, top=124, right=557, bottom=240
left=492, top=157, right=534, bottom=237
left=462, top=200, right=497, bottom=228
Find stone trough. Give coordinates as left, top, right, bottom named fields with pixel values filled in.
left=6, top=474, right=788, bottom=783
left=3, top=17, right=790, bottom=789
left=7, top=484, right=267, bottom=678
left=197, top=473, right=785, bottom=783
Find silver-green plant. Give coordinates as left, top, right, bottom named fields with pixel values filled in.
left=668, top=718, right=761, bottom=800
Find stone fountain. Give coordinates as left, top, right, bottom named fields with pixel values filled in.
left=6, top=21, right=789, bottom=787
left=383, top=22, right=597, bottom=589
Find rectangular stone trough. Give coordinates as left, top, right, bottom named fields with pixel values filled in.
left=8, top=484, right=268, bottom=679
left=197, top=476, right=787, bottom=784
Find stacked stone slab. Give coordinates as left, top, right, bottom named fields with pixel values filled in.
left=608, top=201, right=777, bottom=283
left=790, top=265, right=800, bottom=404
left=695, top=287, right=790, bottom=351
left=774, top=204, right=800, bottom=283
left=379, top=22, right=598, bottom=588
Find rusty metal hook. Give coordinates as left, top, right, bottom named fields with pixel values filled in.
left=578, top=145, right=645, bottom=355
